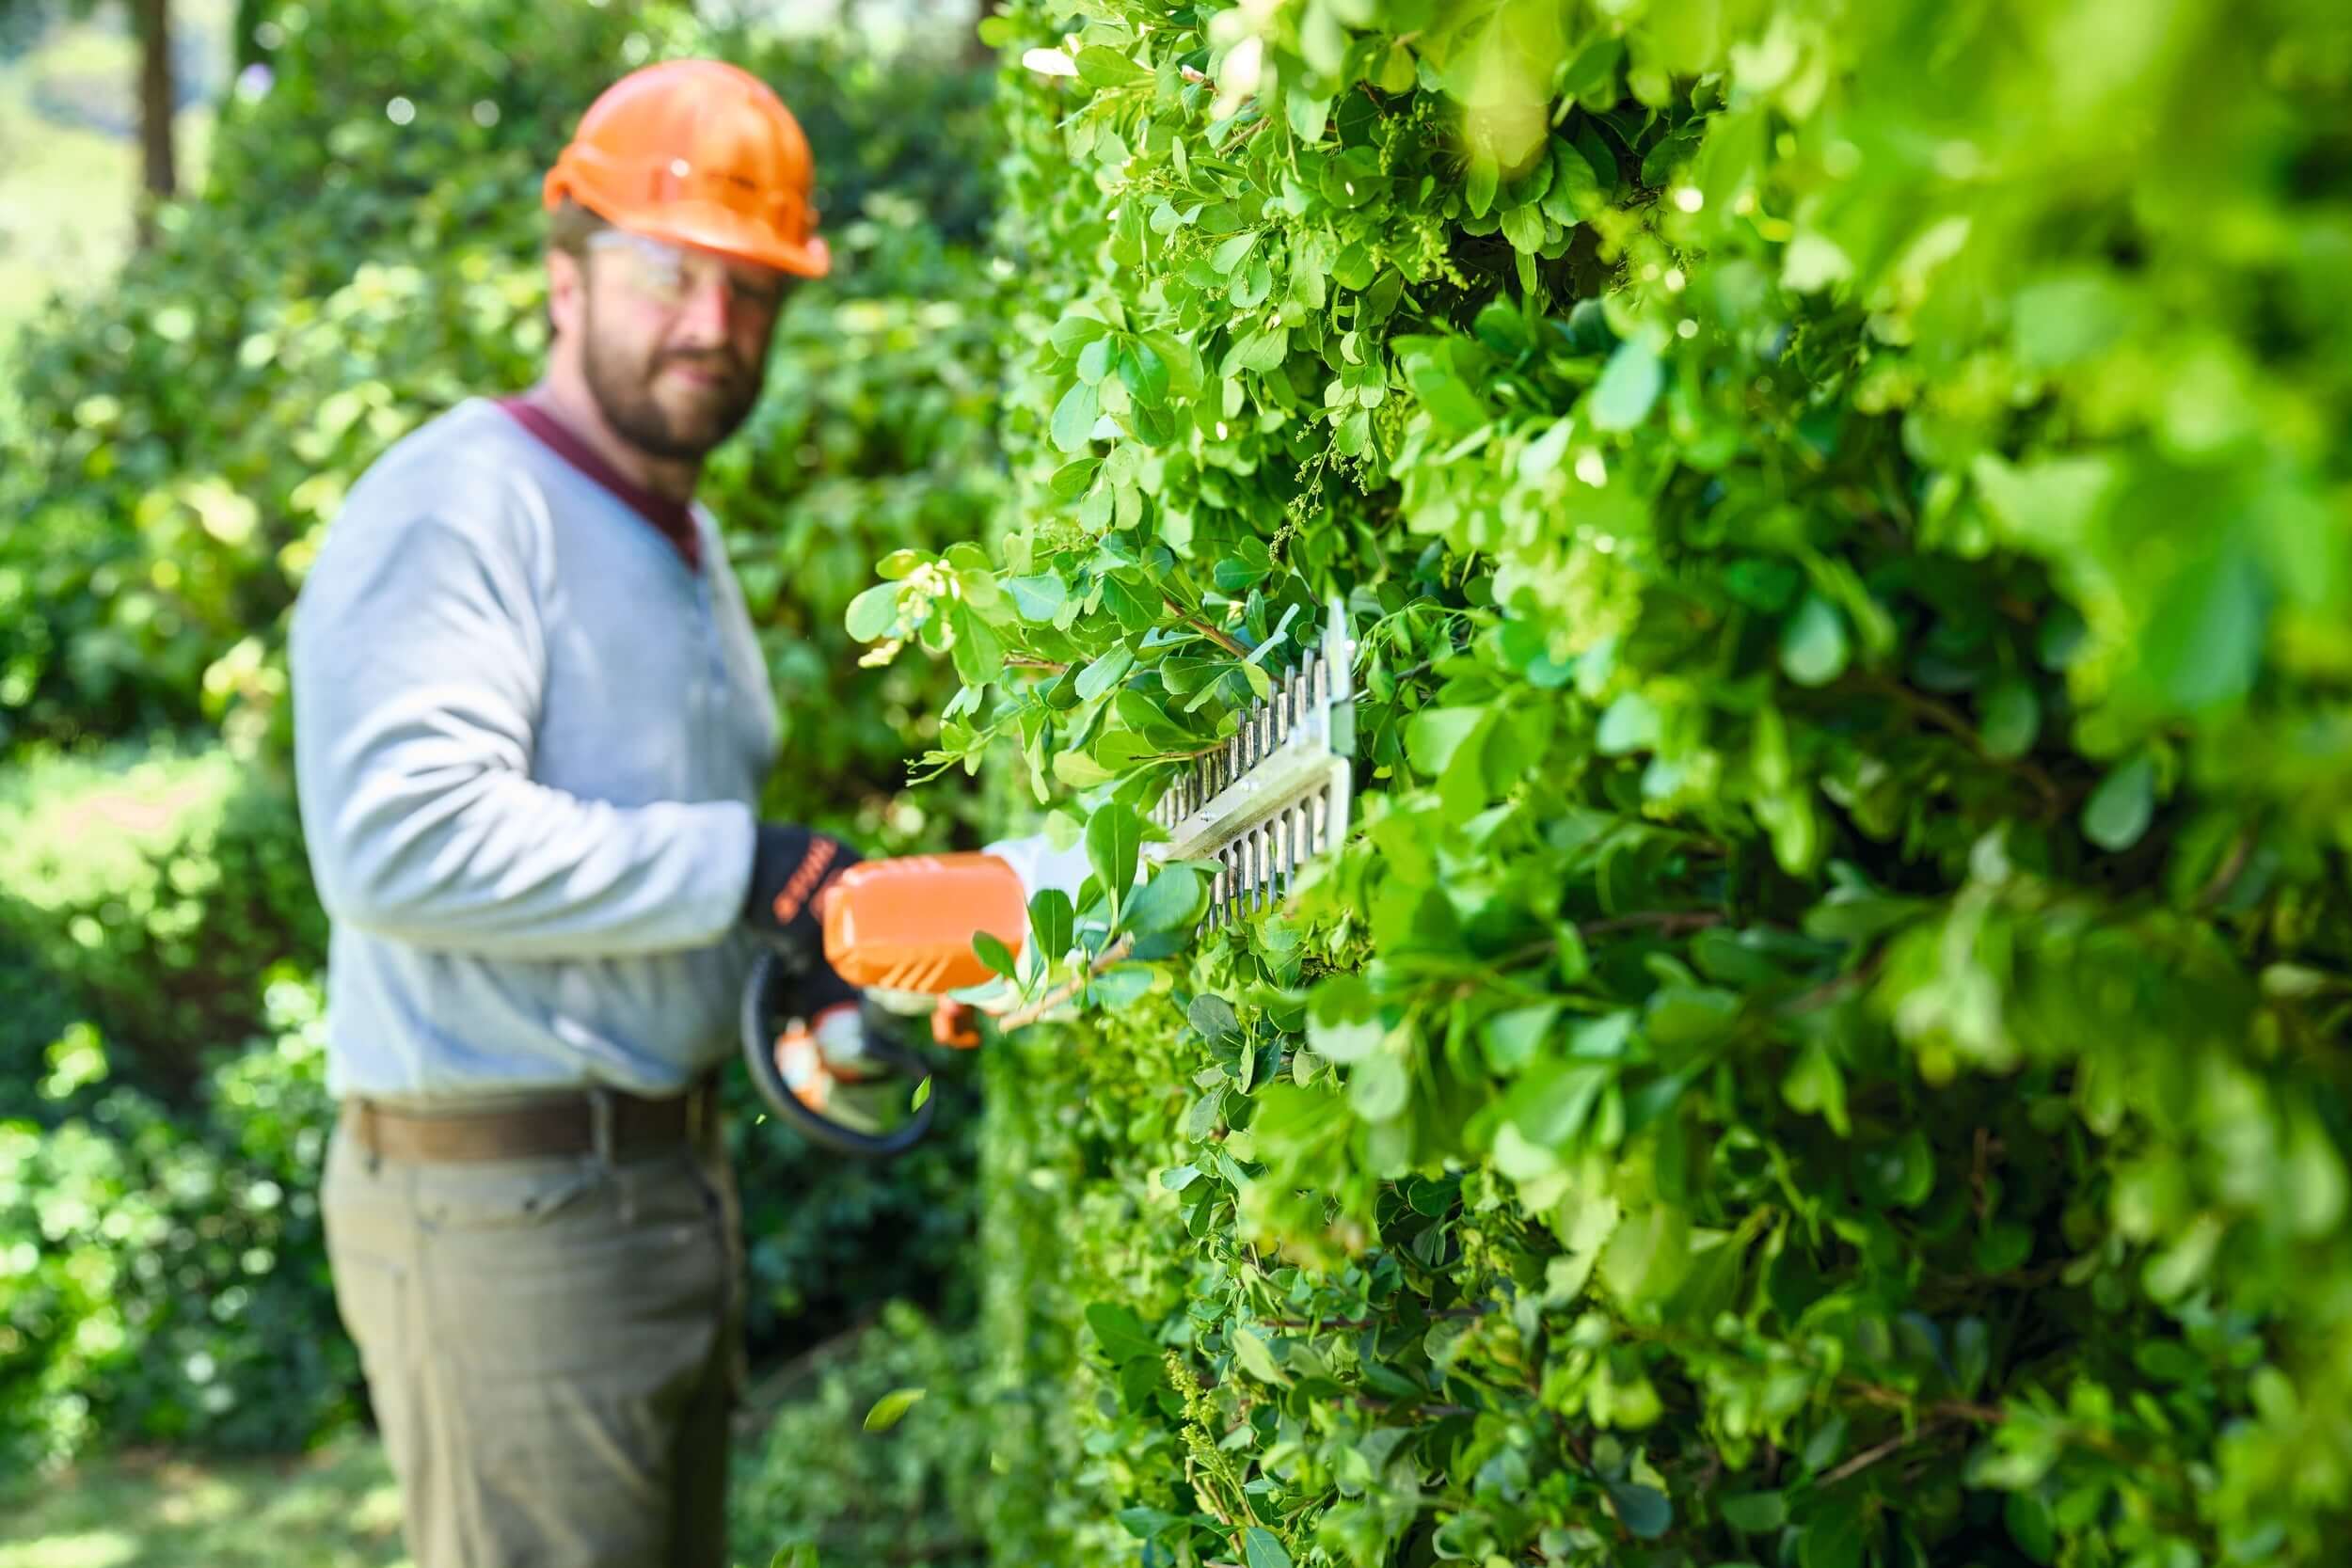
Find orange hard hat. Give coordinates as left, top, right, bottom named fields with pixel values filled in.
left=544, top=58, right=831, bottom=279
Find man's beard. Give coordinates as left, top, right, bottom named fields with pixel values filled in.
left=580, top=312, right=762, bottom=463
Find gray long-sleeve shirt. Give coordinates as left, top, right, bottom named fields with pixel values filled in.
left=288, top=396, right=778, bottom=1102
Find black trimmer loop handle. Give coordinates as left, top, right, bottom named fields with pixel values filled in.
left=739, top=945, right=936, bottom=1158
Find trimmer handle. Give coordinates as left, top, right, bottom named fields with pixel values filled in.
left=739, top=945, right=936, bottom=1158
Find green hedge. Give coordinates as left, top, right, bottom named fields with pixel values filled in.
left=847, top=0, right=2352, bottom=1563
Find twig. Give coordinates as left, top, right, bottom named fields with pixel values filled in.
left=2195, top=827, right=2255, bottom=908
left=1166, top=595, right=1253, bottom=659
left=1005, top=654, right=1070, bottom=675
left=1859, top=675, right=2063, bottom=812
left=1776, top=945, right=1888, bottom=1016
left=995, top=934, right=1137, bottom=1031
left=1820, top=1424, right=1932, bottom=1487
left=1579, top=911, right=1725, bottom=939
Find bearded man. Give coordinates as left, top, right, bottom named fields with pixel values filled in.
left=287, top=58, right=868, bottom=1567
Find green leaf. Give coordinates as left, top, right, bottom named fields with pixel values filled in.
left=1405, top=705, right=1487, bottom=776
left=972, top=929, right=1017, bottom=980
left=1085, top=1301, right=1159, bottom=1363
left=1481, top=1003, right=1560, bottom=1074
left=1243, top=1527, right=1294, bottom=1568
left=1979, top=678, right=2041, bottom=759
left=771, top=1544, right=818, bottom=1568
left=1051, top=379, right=1102, bottom=453
left=1118, top=1507, right=1184, bottom=1541
left=2138, top=539, right=2268, bottom=711
left=1212, top=231, right=1259, bottom=275
left=911, top=1075, right=931, bottom=1112
left=1230, top=1326, right=1291, bottom=1386
left=1029, top=889, right=1074, bottom=963
left=1076, top=647, right=1135, bottom=702
left=1049, top=313, right=1111, bottom=357
left=1605, top=1481, right=1673, bottom=1540
left=949, top=603, right=1005, bottom=685
left=1087, top=802, right=1144, bottom=920
left=1049, top=456, right=1101, bottom=499
left=1466, top=152, right=1500, bottom=218
left=1587, top=341, right=1663, bottom=432
left=2005, top=1490, right=2058, bottom=1565
left=1721, top=1491, right=1788, bottom=1532
left=1006, top=574, right=1068, bottom=622
left=1800, top=1502, right=1866, bottom=1568
left=1119, top=341, right=1171, bottom=407
left=1780, top=594, right=1851, bottom=688
left=1124, top=864, right=1205, bottom=934
left=1053, top=749, right=1118, bottom=788
left=1596, top=692, right=1661, bottom=754
left=1074, top=46, right=1150, bottom=87
left=1189, top=993, right=1241, bottom=1045
left=862, top=1386, right=926, bottom=1432
left=1307, top=975, right=1382, bottom=1063
left=845, top=581, right=900, bottom=641
left=2083, top=753, right=2155, bottom=850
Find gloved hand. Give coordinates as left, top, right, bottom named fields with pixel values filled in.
left=744, top=821, right=861, bottom=950
left=744, top=821, right=864, bottom=1016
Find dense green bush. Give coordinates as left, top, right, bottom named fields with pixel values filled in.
left=0, top=972, right=352, bottom=1470
left=735, top=1300, right=994, bottom=1568
left=0, top=741, right=323, bottom=1097
left=845, top=0, right=2352, bottom=1563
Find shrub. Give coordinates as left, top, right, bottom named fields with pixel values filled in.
left=0, top=972, right=352, bottom=1470
left=734, top=1300, right=993, bottom=1568
left=0, top=740, right=323, bottom=1097
left=850, top=0, right=2352, bottom=1563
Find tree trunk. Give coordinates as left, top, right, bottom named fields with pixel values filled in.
left=134, top=0, right=176, bottom=248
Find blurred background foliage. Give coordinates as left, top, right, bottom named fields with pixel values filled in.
left=0, top=1, right=1006, bottom=1552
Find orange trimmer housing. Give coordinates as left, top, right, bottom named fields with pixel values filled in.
left=819, top=851, right=1030, bottom=997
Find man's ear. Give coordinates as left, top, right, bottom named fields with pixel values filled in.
left=546, top=248, right=587, bottom=342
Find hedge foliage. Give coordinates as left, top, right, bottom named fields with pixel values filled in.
left=847, top=0, right=2352, bottom=1564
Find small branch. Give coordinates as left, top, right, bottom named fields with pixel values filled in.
left=2194, top=827, right=2255, bottom=908
left=995, top=934, right=1137, bottom=1031
left=1820, top=1424, right=1931, bottom=1487
left=1579, top=911, right=1725, bottom=939
left=1776, top=945, right=1889, bottom=1016
left=1005, top=654, right=1070, bottom=675
left=1167, top=596, right=1253, bottom=659
left=1859, top=675, right=2063, bottom=812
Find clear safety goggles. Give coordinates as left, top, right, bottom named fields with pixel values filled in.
left=586, top=229, right=787, bottom=315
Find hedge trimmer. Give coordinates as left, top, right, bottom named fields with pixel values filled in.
left=740, top=603, right=1357, bottom=1156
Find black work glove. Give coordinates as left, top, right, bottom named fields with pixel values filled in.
left=744, top=822, right=864, bottom=1016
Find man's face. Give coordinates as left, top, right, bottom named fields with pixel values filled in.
left=563, top=229, right=788, bottom=461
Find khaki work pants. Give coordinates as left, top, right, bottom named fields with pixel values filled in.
left=320, top=1106, right=745, bottom=1568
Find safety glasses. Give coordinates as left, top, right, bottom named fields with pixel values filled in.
left=585, top=229, right=787, bottom=316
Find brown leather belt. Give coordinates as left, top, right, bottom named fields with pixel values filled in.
left=343, top=1074, right=720, bottom=1163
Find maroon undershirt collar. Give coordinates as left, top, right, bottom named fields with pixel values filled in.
left=495, top=396, right=702, bottom=571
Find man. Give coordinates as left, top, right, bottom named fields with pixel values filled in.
left=288, top=58, right=865, bottom=1567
